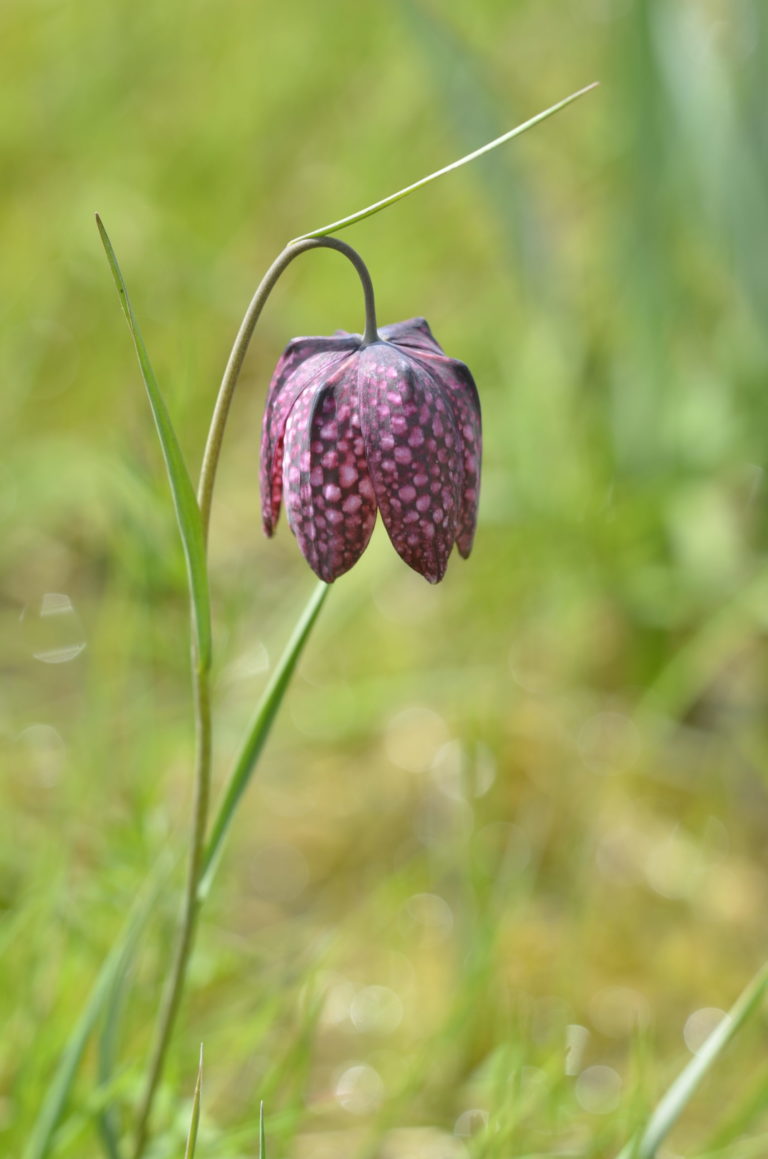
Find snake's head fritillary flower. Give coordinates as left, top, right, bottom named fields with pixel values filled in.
left=260, top=317, right=481, bottom=584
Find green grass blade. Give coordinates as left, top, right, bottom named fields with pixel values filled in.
left=95, top=957, right=128, bottom=1159
left=95, top=215, right=212, bottom=671
left=294, top=82, right=598, bottom=240
left=258, top=1102, right=266, bottom=1159
left=198, top=581, right=329, bottom=899
left=23, top=873, right=165, bottom=1159
left=616, top=962, right=768, bottom=1159
left=183, top=1045, right=204, bottom=1159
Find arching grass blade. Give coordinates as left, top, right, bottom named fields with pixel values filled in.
left=616, top=962, right=768, bottom=1159
left=23, top=872, right=166, bottom=1159
left=198, top=581, right=329, bottom=899
left=96, top=957, right=129, bottom=1159
left=295, top=82, right=598, bottom=240
left=95, top=215, right=212, bottom=671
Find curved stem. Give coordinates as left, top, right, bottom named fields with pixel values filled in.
left=198, top=235, right=378, bottom=542
left=133, top=235, right=377, bottom=1157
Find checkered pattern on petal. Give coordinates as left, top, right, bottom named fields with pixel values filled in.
left=282, top=360, right=376, bottom=582
left=358, top=342, right=462, bottom=584
left=407, top=350, right=482, bottom=558
left=260, top=335, right=358, bottom=535
left=261, top=317, right=482, bottom=583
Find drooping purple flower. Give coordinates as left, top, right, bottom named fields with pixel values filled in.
left=260, top=318, right=481, bottom=584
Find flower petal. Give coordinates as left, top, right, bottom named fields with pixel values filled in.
left=408, top=351, right=482, bottom=557
left=358, top=343, right=462, bottom=583
left=282, top=360, right=377, bottom=582
left=260, top=335, right=359, bottom=535
left=379, top=317, right=445, bottom=356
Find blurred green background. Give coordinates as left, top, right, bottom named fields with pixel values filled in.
left=3, top=0, right=768, bottom=1155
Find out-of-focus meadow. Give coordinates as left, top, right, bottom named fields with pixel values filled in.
left=3, top=0, right=768, bottom=1155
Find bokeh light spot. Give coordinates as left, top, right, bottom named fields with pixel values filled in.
left=683, top=1007, right=729, bottom=1055
left=29, top=593, right=86, bottom=664
left=335, top=1063, right=384, bottom=1114
left=574, top=1065, right=622, bottom=1114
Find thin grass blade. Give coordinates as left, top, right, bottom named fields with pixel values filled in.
left=294, top=83, right=598, bottom=240
left=183, top=1045, right=204, bottom=1159
left=95, top=215, right=212, bottom=671
left=23, top=871, right=166, bottom=1159
left=259, top=1102, right=266, bottom=1159
left=198, top=581, right=329, bottom=899
left=96, top=957, right=129, bottom=1159
left=616, top=961, right=768, bottom=1159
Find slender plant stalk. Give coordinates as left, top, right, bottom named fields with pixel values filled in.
left=132, top=235, right=378, bottom=1158
left=132, top=660, right=211, bottom=1159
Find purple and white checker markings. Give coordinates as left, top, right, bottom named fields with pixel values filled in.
left=260, top=318, right=482, bottom=583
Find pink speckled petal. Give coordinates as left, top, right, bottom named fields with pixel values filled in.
left=379, top=317, right=445, bottom=356
left=260, top=317, right=482, bottom=582
left=359, top=343, right=462, bottom=583
left=282, top=361, right=377, bottom=582
left=408, top=351, right=482, bottom=557
left=260, top=335, right=358, bottom=535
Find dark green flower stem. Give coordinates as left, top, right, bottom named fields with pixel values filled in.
left=132, top=236, right=378, bottom=1159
